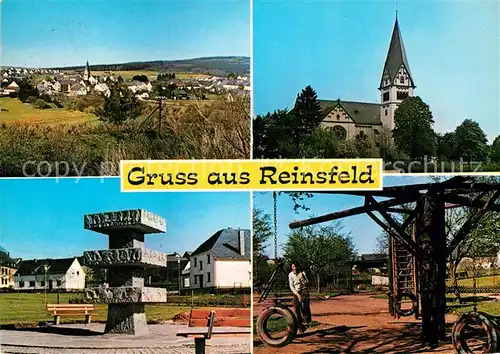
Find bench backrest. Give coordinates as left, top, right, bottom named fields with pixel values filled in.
left=188, top=308, right=250, bottom=328
left=47, top=304, right=95, bottom=312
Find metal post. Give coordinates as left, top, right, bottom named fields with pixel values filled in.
left=178, top=258, right=181, bottom=295
left=44, top=266, right=48, bottom=304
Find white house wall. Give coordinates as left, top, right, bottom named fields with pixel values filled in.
left=14, top=259, right=85, bottom=291
left=190, top=251, right=214, bottom=289
left=214, top=259, right=251, bottom=289
left=64, top=259, right=85, bottom=290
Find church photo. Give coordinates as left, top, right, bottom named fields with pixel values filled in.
left=252, top=0, right=499, bottom=173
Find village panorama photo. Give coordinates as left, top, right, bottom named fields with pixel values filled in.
left=0, top=0, right=251, bottom=177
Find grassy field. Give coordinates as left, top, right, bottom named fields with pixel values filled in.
left=452, top=275, right=500, bottom=287
left=0, top=293, right=190, bottom=325
left=0, top=98, right=97, bottom=125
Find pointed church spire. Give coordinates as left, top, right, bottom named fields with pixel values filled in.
left=84, top=61, right=90, bottom=81
left=379, top=17, right=415, bottom=89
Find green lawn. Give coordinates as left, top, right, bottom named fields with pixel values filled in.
left=0, top=293, right=190, bottom=326
left=452, top=275, right=500, bottom=287
left=0, top=98, right=97, bottom=125
left=452, top=301, right=500, bottom=316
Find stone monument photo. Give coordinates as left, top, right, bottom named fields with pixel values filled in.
left=82, top=209, right=168, bottom=335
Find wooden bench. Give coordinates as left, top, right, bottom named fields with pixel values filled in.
left=46, top=304, right=95, bottom=325
left=177, top=308, right=251, bottom=354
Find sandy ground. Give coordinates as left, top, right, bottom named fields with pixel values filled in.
left=253, top=293, right=459, bottom=354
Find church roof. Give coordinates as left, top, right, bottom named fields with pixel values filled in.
left=319, top=99, right=381, bottom=126
left=380, top=18, right=415, bottom=88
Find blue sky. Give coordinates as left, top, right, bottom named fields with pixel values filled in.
left=253, top=0, right=499, bottom=142
left=0, top=178, right=251, bottom=259
left=2, top=0, right=250, bottom=68
left=253, top=176, right=431, bottom=257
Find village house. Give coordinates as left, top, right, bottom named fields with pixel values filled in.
left=14, top=257, right=86, bottom=291
left=126, top=80, right=153, bottom=94
left=36, top=80, right=55, bottom=96
left=68, top=83, right=88, bottom=96
left=0, top=247, right=20, bottom=289
left=94, top=82, right=111, bottom=97
left=3, top=81, right=20, bottom=95
left=188, top=228, right=251, bottom=292
left=181, top=251, right=192, bottom=290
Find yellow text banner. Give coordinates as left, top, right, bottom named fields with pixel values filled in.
left=120, top=159, right=383, bottom=192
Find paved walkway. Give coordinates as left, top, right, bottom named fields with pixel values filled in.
left=0, top=323, right=250, bottom=354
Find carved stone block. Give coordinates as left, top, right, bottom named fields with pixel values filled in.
left=83, top=248, right=167, bottom=268
left=84, top=286, right=167, bottom=303
left=84, top=209, right=166, bottom=234
left=105, top=303, right=148, bottom=335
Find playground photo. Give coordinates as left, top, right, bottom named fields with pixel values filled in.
left=0, top=178, right=252, bottom=354
left=252, top=176, right=500, bottom=353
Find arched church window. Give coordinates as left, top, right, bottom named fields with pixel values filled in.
left=333, top=125, right=347, bottom=141
left=356, top=130, right=367, bottom=141
left=385, top=109, right=388, bottom=116
left=336, top=114, right=340, bottom=120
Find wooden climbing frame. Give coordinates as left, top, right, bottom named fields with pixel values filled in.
left=289, top=176, right=500, bottom=347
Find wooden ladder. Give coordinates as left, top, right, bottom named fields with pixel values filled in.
left=391, top=235, right=418, bottom=318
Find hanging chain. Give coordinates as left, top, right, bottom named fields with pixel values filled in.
left=273, top=192, right=278, bottom=261
left=473, top=258, right=478, bottom=312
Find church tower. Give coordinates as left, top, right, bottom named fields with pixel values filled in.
left=379, top=17, right=415, bottom=130
left=83, top=61, right=90, bottom=81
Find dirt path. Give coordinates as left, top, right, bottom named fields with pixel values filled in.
left=253, top=293, right=458, bottom=354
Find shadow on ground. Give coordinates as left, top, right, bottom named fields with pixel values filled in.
left=5, top=325, right=103, bottom=336
left=254, top=323, right=456, bottom=354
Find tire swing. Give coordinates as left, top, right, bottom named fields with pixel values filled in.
left=452, top=312, right=498, bottom=354
left=255, top=193, right=299, bottom=348
left=452, top=259, right=498, bottom=354
left=256, top=306, right=298, bottom=348
left=393, top=292, right=418, bottom=317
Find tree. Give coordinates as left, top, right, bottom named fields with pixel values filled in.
left=17, top=79, right=39, bottom=103
left=436, top=132, right=458, bottom=161
left=253, top=208, right=274, bottom=285
left=393, top=96, right=437, bottom=159
left=491, top=136, right=500, bottom=162
left=454, top=119, right=488, bottom=162
left=96, top=82, right=143, bottom=124
left=374, top=232, right=389, bottom=256
left=376, top=127, right=400, bottom=161
left=132, top=75, right=149, bottom=82
left=253, top=208, right=273, bottom=260
left=290, top=85, right=323, bottom=151
left=301, top=127, right=339, bottom=158
left=253, top=86, right=325, bottom=158
left=157, top=73, right=176, bottom=81
left=254, top=109, right=297, bottom=158
left=227, top=72, right=236, bottom=79
left=284, top=224, right=356, bottom=293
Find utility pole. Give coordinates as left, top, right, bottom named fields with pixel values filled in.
left=158, top=97, right=162, bottom=135
left=156, top=96, right=167, bottom=135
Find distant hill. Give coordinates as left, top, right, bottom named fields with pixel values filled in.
left=48, top=56, right=250, bottom=76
